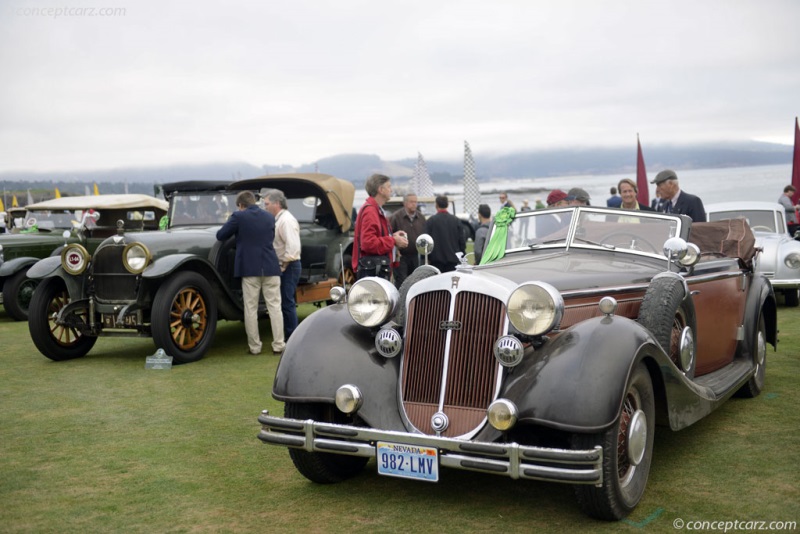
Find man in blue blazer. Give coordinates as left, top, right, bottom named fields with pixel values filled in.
left=651, top=169, right=706, bottom=223
left=216, top=190, right=285, bottom=355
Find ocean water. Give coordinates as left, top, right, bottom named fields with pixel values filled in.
left=355, top=163, right=793, bottom=217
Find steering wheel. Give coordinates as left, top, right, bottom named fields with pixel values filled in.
left=750, top=225, right=772, bottom=232
left=600, top=231, right=659, bottom=253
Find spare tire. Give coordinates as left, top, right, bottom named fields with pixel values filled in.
left=637, top=274, right=697, bottom=379
left=395, top=265, right=440, bottom=324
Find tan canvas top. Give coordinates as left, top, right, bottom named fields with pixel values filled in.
left=25, top=194, right=169, bottom=212
left=231, top=173, right=355, bottom=232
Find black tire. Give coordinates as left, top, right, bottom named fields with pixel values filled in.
left=284, top=402, right=368, bottom=484
left=736, top=314, right=766, bottom=398
left=573, top=363, right=655, bottom=521
left=28, top=277, right=97, bottom=361
left=151, top=272, right=217, bottom=364
left=637, top=276, right=697, bottom=379
left=783, top=289, right=799, bottom=307
left=395, top=264, right=440, bottom=324
left=3, top=268, right=39, bottom=321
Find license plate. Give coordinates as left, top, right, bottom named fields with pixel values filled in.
left=376, top=441, right=439, bottom=482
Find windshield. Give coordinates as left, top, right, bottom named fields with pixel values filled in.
left=503, top=208, right=681, bottom=256
left=169, top=192, right=237, bottom=227
left=23, top=210, right=78, bottom=230
left=708, top=210, right=782, bottom=233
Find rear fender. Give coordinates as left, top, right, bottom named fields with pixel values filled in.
left=272, top=304, right=406, bottom=431
left=501, top=316, right=671, bottom=433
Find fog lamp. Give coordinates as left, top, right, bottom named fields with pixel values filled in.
left=598, top=296, right=617, bottom=316
left=329, top=286, right=346, bottom=303
left=335, top=384, right=363, bottom=414
left=487, top=399, right=518, bottom=431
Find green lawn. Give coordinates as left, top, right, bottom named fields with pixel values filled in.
left=1, top=303, right=798, bottom=533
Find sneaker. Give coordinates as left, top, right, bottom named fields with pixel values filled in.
left=249, top=349, right=261, bottom=355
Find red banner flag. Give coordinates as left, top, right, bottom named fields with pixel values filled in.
left=636, top=135, right=649, bottom=206
left=792, top=117, right=800, bottom=205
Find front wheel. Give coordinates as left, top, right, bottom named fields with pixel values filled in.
left=573, top=363, right=655, bottom=521
left=284, top=402, right=368, bottom=483
left=151, top=272, right=217, bottom=364
left=3, top=268, right=39, bottom=321
left=28, top=277, right=97, bottom=361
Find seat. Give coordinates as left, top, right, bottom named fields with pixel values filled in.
left=299, top=244, right=328, bottom=284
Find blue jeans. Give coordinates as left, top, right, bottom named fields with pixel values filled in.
left=281, top=260, right=301, bottom=339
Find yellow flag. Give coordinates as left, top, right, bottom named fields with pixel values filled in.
left=55, top=187, right=62, bottom=198
left=93, top=183, right=100, bottom=195
left=12, top=195, right=19, bottom=207
left=0, top=197, right=5, bottom=212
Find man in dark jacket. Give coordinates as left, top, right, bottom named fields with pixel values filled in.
left=423, top=195, right=466, bottom=272
left=389, top=192, right=426, bottom=288
left=216, top=190, right=285, bottom=355
left=651, top=169, right=706, bottom=222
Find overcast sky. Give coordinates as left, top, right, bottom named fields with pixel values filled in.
left=1, top=0, right=798, bottom=172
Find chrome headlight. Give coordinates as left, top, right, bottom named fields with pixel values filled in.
left=784, top=251, right=800, bottom=270
left=61, top=244, right=90, bottom=275
left=347, top=277, right=399, bottom=327
left=122, top=242, right=152, bottom=274
left=506, top=282, right=564, bottom=335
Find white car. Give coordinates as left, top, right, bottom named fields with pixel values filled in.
left=707, top=201, right=800, bottom=306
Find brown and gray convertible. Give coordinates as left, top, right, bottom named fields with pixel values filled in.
left=257, top=206, right=776, bottom=520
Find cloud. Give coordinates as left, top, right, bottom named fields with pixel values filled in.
left=0, top=0, right=798, bottom=172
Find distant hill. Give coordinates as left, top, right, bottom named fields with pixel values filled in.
left=0, top=141, right=792, bottom=201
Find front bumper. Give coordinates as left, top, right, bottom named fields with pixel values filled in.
left=257, top=411, right=603, bottom=486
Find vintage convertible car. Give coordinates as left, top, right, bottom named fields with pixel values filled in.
left=26, top=174, right=354, bottom=364
left=257, top=206, right=776, bottom=520
left=707, top=201, right=800, bottom=307
left=0, top=194, right=167, bottom=320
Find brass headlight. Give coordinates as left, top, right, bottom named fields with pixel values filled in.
left=347, top=277, right=399, bottom=327
left=506, top=282, right=564, bottom=335
left=61, top=244, right=90, bottom=275
left=123, top=242, right=152, bottom=274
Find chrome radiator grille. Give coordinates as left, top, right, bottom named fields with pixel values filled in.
left=91, top=245, right=138, bottom=302
left=402, top=290, right=505, bottom=438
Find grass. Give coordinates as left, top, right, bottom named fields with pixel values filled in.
left=1, top=303, right=799, bottom=533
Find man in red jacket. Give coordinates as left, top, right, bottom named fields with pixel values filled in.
left=352, top=174, right=408, bottom=280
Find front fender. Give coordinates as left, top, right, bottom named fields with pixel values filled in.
left=273, top=304, right=406, bottom=431
left=142, top=254, right=215, bottom=278
left=0, top=257, right=40, bottom=278
left=501, top=316, right=669, bottom=433
left=26, top=256, right=63, bottom=279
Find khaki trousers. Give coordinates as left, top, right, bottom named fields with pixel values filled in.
left=241, top=276, right=285, bottom=354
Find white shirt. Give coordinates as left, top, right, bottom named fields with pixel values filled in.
left=274, top=209, right=301, bottom=269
